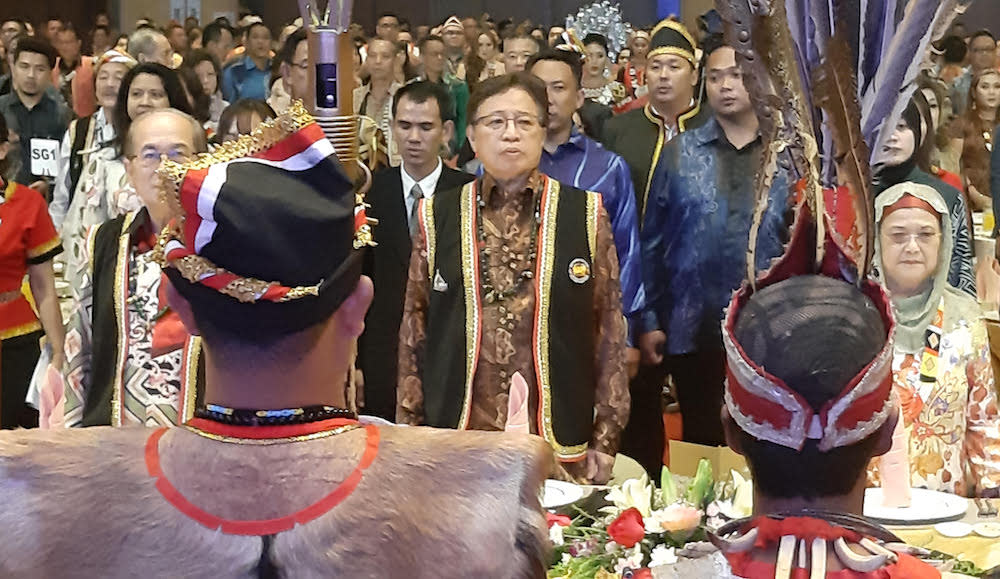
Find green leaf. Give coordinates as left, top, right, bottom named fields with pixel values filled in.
left=661, top=466, right=679, bottom=504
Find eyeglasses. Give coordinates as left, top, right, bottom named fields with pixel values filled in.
left=291, top=60, right=309, bottom=71
left=473, top=112, right=543, bottom=133
left=129, top=148, right=191, bottom=168
left=886, top=231, right=940, bottom=246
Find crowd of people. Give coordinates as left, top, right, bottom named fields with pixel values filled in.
left=0, top=4, right=998, bottom=576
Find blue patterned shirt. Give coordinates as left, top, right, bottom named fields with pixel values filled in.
left=221, top=55, right=271, bottom=103
left=641, top=117, right=789, bottom=354
left=539, top=128, right=645, bottom=345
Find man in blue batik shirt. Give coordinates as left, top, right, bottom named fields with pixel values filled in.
left=640, top=38, right=789, bottom=447
left=529, top=50, right=646, bottom=378
left=221, top=22, right=272, bottom=102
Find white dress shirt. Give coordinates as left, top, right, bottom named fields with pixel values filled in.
left=401, top=159, right=443, bottom=221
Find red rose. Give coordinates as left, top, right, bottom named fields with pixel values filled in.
left=631, top=569, right=653, bottom=579
left=607, top=507, right=646, bottom=548
left=546, top=512, right=572, bottom=528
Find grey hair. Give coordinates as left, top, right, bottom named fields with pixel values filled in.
left=124, top=108, right=209, bottom=157
left=128, top=28, right=167, bottom=61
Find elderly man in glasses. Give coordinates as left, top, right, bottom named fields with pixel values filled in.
left=397, top=72, right=630, bottom=485
left=55, top=108, right=209, bottom=428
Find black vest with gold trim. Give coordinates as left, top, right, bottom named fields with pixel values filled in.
left=417, top=177, right=601, bottom=461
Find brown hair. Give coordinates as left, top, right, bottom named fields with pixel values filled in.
left=467, top=72, right=549, bottom=127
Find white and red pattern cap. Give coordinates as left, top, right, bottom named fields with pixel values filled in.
left=723, top=205, right=896, bottom=452
left=156, top=102, right=369, bottom=336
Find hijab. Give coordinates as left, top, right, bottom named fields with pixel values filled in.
left=874, top=182, right=978, bottom=354
left=875, top=100, right=923, bottom=191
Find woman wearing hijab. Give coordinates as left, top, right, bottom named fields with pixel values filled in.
left=877, top=98, right=976, bottom=297
left=873, top=182, right=1000, bottom=497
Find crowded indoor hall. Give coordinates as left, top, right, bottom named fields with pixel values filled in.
left=0, top=0, right=999, bottom=576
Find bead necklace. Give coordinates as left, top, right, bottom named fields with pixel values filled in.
left=475, top=182, right=543, bottom=304
left=195, top=403, right=356, bottom=426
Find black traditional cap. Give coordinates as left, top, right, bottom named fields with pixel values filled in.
left=154, top=101, right=376, bottom=336
left=648, top=19, right=698, bottom=66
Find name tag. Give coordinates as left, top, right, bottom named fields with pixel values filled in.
left=30, top=138, right=60, bottom=177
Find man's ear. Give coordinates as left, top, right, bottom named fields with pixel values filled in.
left=441, top=119, right=455, bottom=149
left=164, top=280, right=201, bottom=336
left=334, top=275, right=374, bottom=339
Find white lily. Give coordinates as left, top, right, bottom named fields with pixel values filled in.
left=649, top=544, right=679, bottom=568
left=605, top=475, right=653, bottom=517
left=549, top=523, right=565, bottom=546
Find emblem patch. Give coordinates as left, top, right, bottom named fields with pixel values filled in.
left=568, top=258, right=591, bottom=284
left=433, top=270, right=449, bottom=292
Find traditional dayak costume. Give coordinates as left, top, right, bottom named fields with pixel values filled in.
left=706, top=0, right=969, bottom=576
left=396, top=168, right=630, bottom=479
left=0, top=102, right=552, bottom=577
left=601, top=19, right=708, bottom=219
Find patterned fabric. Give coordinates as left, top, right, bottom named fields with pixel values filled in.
left=59, top=154, right=132, bottom=305
left=0, top=180, right=62, bottom=340
left=62, top=214, right=190, bottom=428
left=118, top=252, right=186, bottom=426
left=539, top=127, right=645, bottom=344
left=870, top=304, right=1000, bottom=497
left=49, top=107, right=115, bottom=230
left=640, top=117, right=789, bottom=354
left=583, top=81, right=626, bottom=108
left=353, top=81, right=402, bottom=166
left=396, top=171, right=630, bottom=481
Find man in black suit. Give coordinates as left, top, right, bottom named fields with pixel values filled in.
left=360, top=81, right=473, bottom=420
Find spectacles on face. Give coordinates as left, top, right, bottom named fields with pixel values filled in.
left=129, top=147, right=191, bottom=168
left=473, top=112, right=542, bottom=133
left=886, top=231, right=939, bottom=247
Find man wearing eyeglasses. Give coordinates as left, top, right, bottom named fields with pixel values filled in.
left=56, top=108, right=209, bottom=428
left=269, top=27, right=307, bottom=114
left=397, top=73, right=629, bottom=485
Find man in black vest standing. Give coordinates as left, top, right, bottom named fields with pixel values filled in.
left=360, top=81, right=473, bottom=421
left=397, top=73, right=629, bottom=484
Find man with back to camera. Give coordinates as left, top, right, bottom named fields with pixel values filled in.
left=0, top=102, right=551, bottom=577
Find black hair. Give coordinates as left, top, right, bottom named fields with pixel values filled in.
left=527, top=49, right=582, bottom=88
left=57, top=23, right=79, bottom=39
left=418, top=34, right=444, bottom=51
left=216, top=99, right=277, bottom=143
left=377, top=13, right=400, bottom=25
left=582, top=33, right=608, bottom=53
left=732, top=276, right=889, bottom=500
left=939, top=35, right=968, bottom=64
left=392, top=80, right=455, bottom=122
left=970, top=29, right=997, bottom=46
left=279, top=28, right=307, bottom=65
left=468, top=72, right=549, bottom=128
left=0, top=112, right=8, bottom=177
left=113, top=63, right=193, bottom=155
left=245, top=21, right=270, bottom=39
left=176, top=65, right=211, bottom=123
left=202, top=20, right=233, bottom=46
left=13, top=36, right=57, bottom=68
left=700, top=33, right=727, bottom=59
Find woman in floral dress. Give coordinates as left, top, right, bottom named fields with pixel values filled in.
left=873, top=181, right=1000, bottom=497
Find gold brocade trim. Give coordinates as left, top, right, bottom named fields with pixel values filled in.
left=534, top=180, right=588, bottom=461
left=157, top=100, right=316, bottom=190
left=110, top=211, right=138, bottom=427
left=26, top=235, right=61, bottom=260
left=457, top=182, right=480, bottom=430
left=641, top=104, right=667, bottom=222
left=0, top=320, right=41, bottom=341
left=677, top=100, right=701, bottom=133
left=422, top=197, right=437, bottom=282
left=182, top=422, right=362, bottom=445
left=169, top=251, right=321, bottom=303
left=647, top=46, right=696, bottom=66
left=181, top=336, right=201, bottom=423
left=585, top=192, right=599, bottom=263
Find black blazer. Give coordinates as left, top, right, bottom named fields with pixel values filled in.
left=359, top=164, right=474, bottom=420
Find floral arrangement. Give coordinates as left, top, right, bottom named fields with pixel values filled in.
left=547, top=460, right=753, bottom=579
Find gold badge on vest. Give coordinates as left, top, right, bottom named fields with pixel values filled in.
left=568, top=258, right=591, bottom=284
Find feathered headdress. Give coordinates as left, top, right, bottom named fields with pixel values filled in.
left=714, top=0, right=966, bottom=452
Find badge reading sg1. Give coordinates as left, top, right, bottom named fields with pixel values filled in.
left=30, top=138, right=60, bottom=178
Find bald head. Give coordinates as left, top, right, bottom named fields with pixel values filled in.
left=125, top=108, right=207, bottom=157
